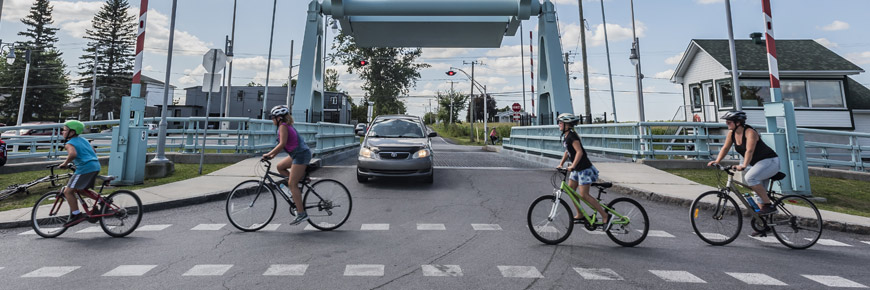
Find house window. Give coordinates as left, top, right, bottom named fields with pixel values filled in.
left=690, top=85, right=702, bottom=111
left=236, top=90, right=244, bottom=102
left=781, top=80, right=808, bottom=107
left=739, top=80, right=771, bottom=107
left=808, top=80, right=845, bottom=108
left=716, top=80, right=734, bottom=109
left=257, top=90, right=264, bottom=101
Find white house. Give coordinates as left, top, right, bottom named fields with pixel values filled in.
left=670, top=35, right=870, bottom=137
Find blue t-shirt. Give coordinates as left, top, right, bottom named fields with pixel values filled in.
left=66, top=136, right=100, bottom=174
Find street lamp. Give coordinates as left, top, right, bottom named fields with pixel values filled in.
left=629, top=47, right=639, bottom=66
left=629, top=0, right=645, bottom=122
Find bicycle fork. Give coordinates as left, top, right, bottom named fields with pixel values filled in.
left=548, top=189, right=564, bottom=221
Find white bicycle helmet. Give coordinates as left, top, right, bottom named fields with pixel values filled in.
left=557, top=113, right=580, bottom=124
left=270, top=105, right=289, bottom=118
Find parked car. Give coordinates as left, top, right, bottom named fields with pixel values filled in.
left=354, top=123, right=367, bottom=135
left=0, top=122, right=58, bottom=149
left=356, top=115, right=437, bottom=184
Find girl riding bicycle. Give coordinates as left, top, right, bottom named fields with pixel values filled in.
left=262, top=105, right=313, bottom=226
left=556, top=113, right=611, bottom=231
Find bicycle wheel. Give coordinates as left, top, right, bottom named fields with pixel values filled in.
left=303, top=179, right=352, bottom=231
left=527, top=195, right=574, bottom=245
left=771, top=195, right=823, bottom=250
left=31, top=191, right=70, bottom=238
left=0, top=186, right=20, bottom=201
left=100, top=190, right=143, bottom=237
left=690, top=190, right=742, bottom=246
left=226, top=180, right=277, bottom=232
left=605, top=197, right=649, bottom=247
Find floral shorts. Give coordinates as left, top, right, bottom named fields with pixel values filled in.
left=569, top=166, right=599, bottom=185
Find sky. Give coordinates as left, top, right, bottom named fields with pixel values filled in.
left=1, top=0, right=869, bottom=121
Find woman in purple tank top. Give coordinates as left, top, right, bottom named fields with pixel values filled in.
left=262, top=105, right=312, bottom=225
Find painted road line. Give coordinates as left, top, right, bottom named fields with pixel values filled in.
left=182, top=265, right=233, bottom=276
left=76, top=226, right=108, bottom=233
left=812, top=239, right=852, bottom=247
left=103, top=265, right=158, bottom=277
left=726, top=272, right=788, bottom=286
left=252, top=224, right=281, bottom=231
left=22, top=266, right=80, bottom=278
left=471, top=224, right=502, bottom=231
left=344, top=264, right=385, bottom=277
left=574, top=268, right=624, bottom=280
left=498, top=266, right=544, bottom=278
left=649, top=270, right=707, bottom=283
left=417, top=223, right=446, bottom=231
left=645, top=230, right=675, bottom=238
left=190, top=224, right=226, bottom=231
left=749, top=235, right=779, bottom=243
left=361, top=224, right=390, bottom=231
left=263, top=264, right=308, bottom=276
left=802, top=275, right=868, bottom=288
left=137, top=224, right=172, bottom=231
left=421, top=265, right=463, bottom=277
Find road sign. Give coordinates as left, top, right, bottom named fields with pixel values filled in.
left=202, top=49, right=227, bottom=73
left=202, top=73, right=222, bottom=92
left=513, top=113, right=521, bottom=121
left=512, top=103, right=521, bottom=112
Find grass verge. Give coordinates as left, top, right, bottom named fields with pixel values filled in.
left=664, top=168, right=870, bottom=218
left=0, top=163, right=233, bottom=212
left=430, top=123, right=514, bottom=146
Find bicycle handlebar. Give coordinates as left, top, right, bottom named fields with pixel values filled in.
left=709, top=163, right=734, bottom=175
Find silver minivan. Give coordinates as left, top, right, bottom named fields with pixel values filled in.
left=356, top=115, right=437, bottom=183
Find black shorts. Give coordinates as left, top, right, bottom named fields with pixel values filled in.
left=67, top=171, right=98, bottom=190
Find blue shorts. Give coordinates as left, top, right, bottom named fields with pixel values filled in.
left=288, top=148, right=312, bottom=165
left=569, top=166, right=599, bottom=185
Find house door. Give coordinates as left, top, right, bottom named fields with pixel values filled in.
left=702, top=83, right=716, bottom=122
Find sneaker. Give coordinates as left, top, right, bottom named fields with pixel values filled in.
left=63, top=212, right=88, bottom=228
left=600, top=213, right=614, bottom=232
left=289, top=212, right=309, bottom=226
left=758, top=204, right=778, bottom=215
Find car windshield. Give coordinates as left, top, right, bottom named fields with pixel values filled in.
left=368, top=119, right=424, bottom=138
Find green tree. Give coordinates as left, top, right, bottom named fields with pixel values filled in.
left=324, top=68, right=340, bottom=92
left=246, top=81, right=263, bottom=87
left=330, top=32, right=429, bottom=117
left=0, top=0, right=70, bottom=123
left=77, top=0, right=136, bottom=120
left=435, top=91, right=468, bottom=124
left=466, top=94, right=497, bottom=123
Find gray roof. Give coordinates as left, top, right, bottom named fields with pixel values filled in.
left=692, top=39, right=863, bottom=72
left=846, top=77, right=870, bottom=110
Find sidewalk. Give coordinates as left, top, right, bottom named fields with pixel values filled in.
left=0, top=156, right=277, bottom=229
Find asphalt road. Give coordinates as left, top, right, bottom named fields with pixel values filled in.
left=0, top=138, right=868, bottom=289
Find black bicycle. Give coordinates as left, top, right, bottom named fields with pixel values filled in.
left=1, top=164, right=72, bottom=201
left=225, top=159, right=352, bottom=231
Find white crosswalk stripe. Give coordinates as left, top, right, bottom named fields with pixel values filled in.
left=649, top=270, right=707, bottom=283
left=421, top=265, right=463, bottom=277
left=18, top=230, right=37, bottom=235
left=645, top=230, right=675, bottom=238
left=190, top=224, right=226, bottom=231
left=862, top=241, right=870, bottom=246
left=471, top=224, right=502, bottom=231
left=252, top=224, right=281, bottom=231
left=344, top=264, right=384, bottom=276
left=303, top=223, right=335, bottom=231
left=697, top=232, right=729, bottom=240
left=813, top=239, right=852, bottom=247
left=582, top=229, right=606, bottom=235
left=726, top=272, right=787, bottom=286
left=498, top=266, right=543, bottom=278
left=802, top=275, right=868, bottom=288
left=574, top=268, right=624, bottom=280
left=22, top=266, right=80, bottom=278
left=361, top=223, right=389, bottom=230
left=76, top=226, right=108, bottom=233
left=417, top=223, right=446, bottom=230
left=103, top=265, right=157, bottom=277
left=749, top=235, right=779, bottom=243
left=182, top=265, right=233, bottom=276
left=137, top=224, right=172, bottom=231
left=263, top=264, right=308, bottom=276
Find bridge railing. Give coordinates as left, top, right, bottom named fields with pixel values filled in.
left=504, top=122, right=869, bottom=171
left=1, top=117, right=359, bottom=161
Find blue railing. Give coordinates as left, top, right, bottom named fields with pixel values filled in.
left=504, top=122, right=869, bottom=171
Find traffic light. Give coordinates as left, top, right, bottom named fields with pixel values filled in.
left=356, top=60, right=369, bottom=66
left=445, top=70, right=456, bottom=76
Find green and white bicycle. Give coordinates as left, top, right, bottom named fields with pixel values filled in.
left=527, top=168, right=649, bottom=247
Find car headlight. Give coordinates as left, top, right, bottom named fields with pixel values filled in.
left=413, top=149, right=431, bottom=159
left=359, top=147, right=373, bottom=158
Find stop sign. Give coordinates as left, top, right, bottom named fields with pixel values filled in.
left=512, top=103, right=521, bottom=112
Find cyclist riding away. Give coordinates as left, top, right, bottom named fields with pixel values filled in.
left=555, top=113, right=611, bottom=231
left=58, top=120, right=100, bottom=227
left=708, top=111, right=780, bottom=215
left=262, top=105, right=313, bottom=226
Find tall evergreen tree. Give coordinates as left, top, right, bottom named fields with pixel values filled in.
left=0, top=0, right=70, bottom=123
left=77, top=0, right=136, bottom=120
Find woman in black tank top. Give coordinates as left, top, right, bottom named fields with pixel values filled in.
left=708, top=111, right=780, bottom=216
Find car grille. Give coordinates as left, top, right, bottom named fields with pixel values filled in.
left=369, top=169, right=420, bottom=175
left=378, top=152, right=411, bottom=160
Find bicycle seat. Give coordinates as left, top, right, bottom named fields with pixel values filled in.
left=771, top=172, right=786, bottom=181
left=46, top=164, right=61, bottom=169
left=591, top=182, right=612, bottom=189
left=97, top=175, right=116, bottom=182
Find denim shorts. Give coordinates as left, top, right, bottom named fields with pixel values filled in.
left=288, top=148, right=312, bottom=165
left=569, top=166, right=599, bottom=185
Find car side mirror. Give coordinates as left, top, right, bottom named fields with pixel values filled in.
left=356, top=130, right=366, bottom=137
left=428, top=132, right=437, bottom=137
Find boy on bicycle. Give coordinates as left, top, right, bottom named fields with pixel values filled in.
left=58, top=120, right=100, bottom=227
left=555, top=113, right=611, bottom=231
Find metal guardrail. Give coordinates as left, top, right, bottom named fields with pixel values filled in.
left=504, top=122, right=869, bottom=171
left=0, top=117, right=359, bottom=161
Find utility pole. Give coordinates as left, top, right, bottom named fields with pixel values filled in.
left=564, top=52, right=573, bottom=121
left=223, top=0, right=237, bottom=128
left=447, top=80, right=459, bottom=124
left=520, top=21, right=527, bottom=115
left=629, top=0, right=645, bottom=122
left=463, top=60, right=481, bottom=142
left=600, top=0, right=617, bottom=122
left=287, top=40, right=294, bottom=108
left=483, top=85, right=488, bottom=143
left=578, top=0, right=592, bottom=124
left=725, top=0, right=741, bottom=110
left=89, top=48, right=99, bottom=121
left=261, top=0, right=278, bottom=119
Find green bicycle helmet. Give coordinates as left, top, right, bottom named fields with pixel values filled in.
left=64, top=120, right=85, bottom=135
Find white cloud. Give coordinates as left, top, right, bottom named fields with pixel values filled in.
left=421, top=48, right=469, bottom=59
left=654, top=69, right=675, bottom=79
left=2, top=0, right=103, bottom=38
left=665, top=52, right=684, bottom=65
left=177, top=66, right=207, bottom=88
left=60, top=20, right=92, bottom=38
left=814, top=38, right=838, bottom=49
left=231, top=56, right=284, bottom=72
left=696, top=0, right=723, bottom=4
left=846, top=51, right=870, bottom=65
left=144, top=9, right=211, bottom=56
left=484, top=45, right=524, bottom=58
left=819, top=20, right=849, bottom=31
left=560, top=21, right=645, bottom=48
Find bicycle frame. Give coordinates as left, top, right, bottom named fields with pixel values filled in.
left=551, top=172, right=629, bottom=227
left=254, top=160, right=328, bottom=213
left=713, top=166, right=782, bottom=221
left=47, top=186, right=120, bottom=221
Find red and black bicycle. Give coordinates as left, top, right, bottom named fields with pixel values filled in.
left=30, top=165, right=142, bottom=238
